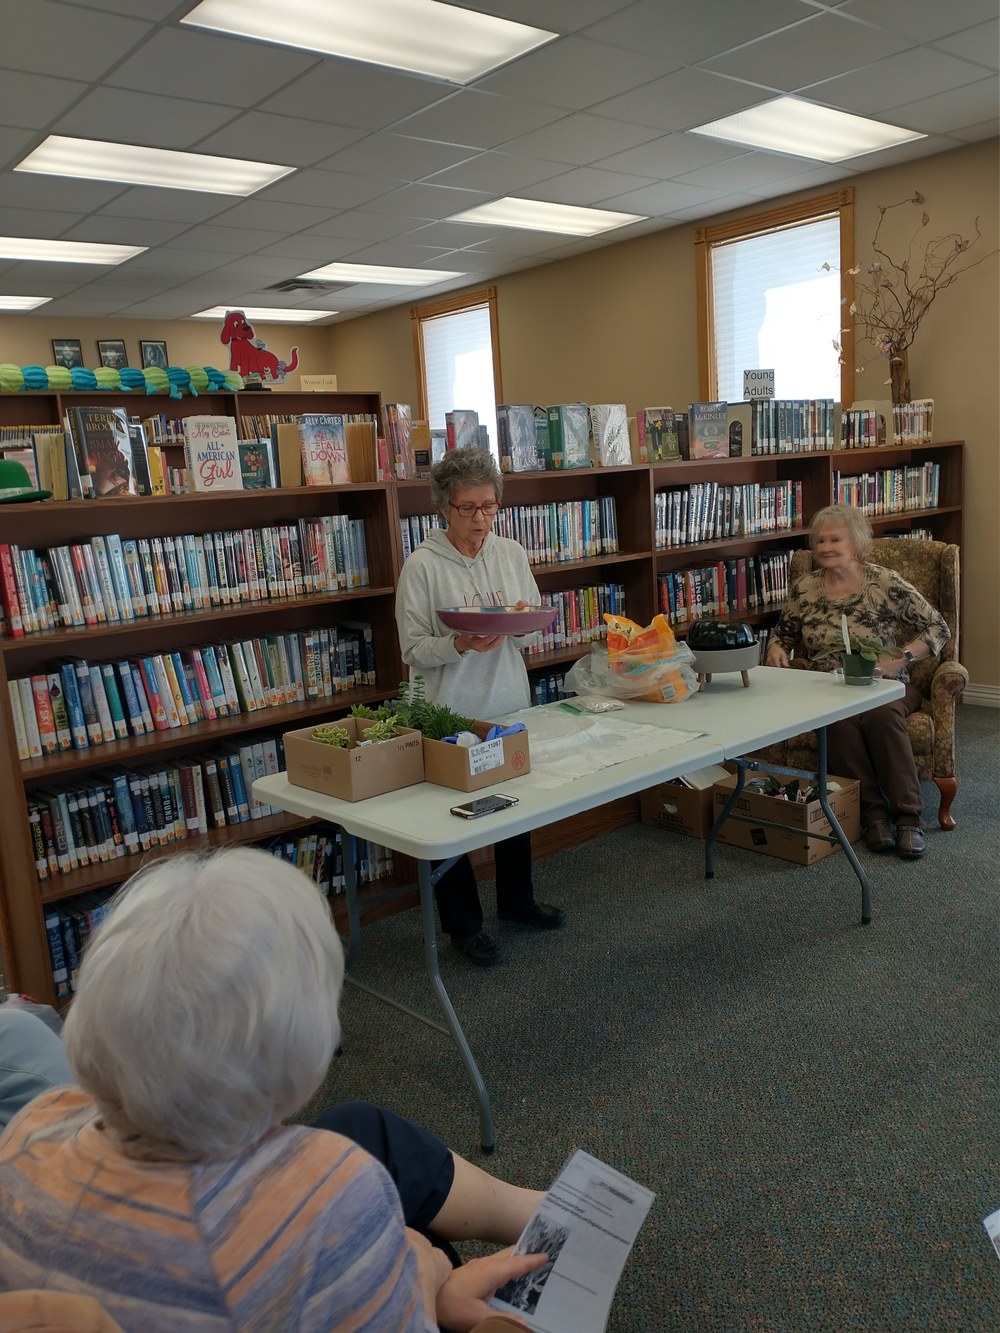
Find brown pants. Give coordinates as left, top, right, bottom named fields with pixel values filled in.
left=827, top=683, right=924, bottom=829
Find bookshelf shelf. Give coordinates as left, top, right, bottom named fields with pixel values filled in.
left=0, top=403, right=965, bottom=1001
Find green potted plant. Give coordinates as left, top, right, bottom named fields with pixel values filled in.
left=816, top=633, right=896, bottom=686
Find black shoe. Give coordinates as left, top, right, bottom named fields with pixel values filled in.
left=498, top=901, right=566, bottom=930
left=896, top=826, right=927, bottom=860
left=451, top=931, right=500, bottom=966
left=864, top=820, right=895, bottom=853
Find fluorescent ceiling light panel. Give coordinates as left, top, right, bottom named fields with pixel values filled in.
left=448, top=198, right=645, bottom=236
left=297, top=262, right=462, bottom=286
left=689, top=97, right=925, bottom=163
left=182, top=0, right=556, bottom=83
left=192, top=306, right=338, bottom=322
left=0, top=236, right=145, bottom=264
left=15, top=136, right=292, bottom=196
left=0, top=296, right=52, bottom=310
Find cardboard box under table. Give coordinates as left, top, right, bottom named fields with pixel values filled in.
left=711, top=770, right=860, bottom=865
left=422, top=721, right=531, bottom=793
left=641, top=780, right=717, bottom=839
left=283, top=719, right=424, bottom=802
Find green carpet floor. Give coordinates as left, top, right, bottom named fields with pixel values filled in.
left=302, top=703, right=1000, bottom=1331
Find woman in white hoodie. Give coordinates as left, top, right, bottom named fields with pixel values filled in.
left=395, top=448, right=565, bottom=965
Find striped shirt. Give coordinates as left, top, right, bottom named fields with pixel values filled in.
left=0, top=1087, right=432, bottom=1331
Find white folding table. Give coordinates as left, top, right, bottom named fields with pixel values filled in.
left=255, top=667, right=903, bottom=1149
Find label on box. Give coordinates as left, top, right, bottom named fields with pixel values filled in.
left=468, top=736, right=505, bottom=775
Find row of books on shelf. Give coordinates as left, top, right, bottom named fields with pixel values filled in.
left=43, top=829, right=396, bottom=996
left=841, top=399, right=935, bottom=449
left=495, top=498, right=619, bottom=563
left=832, top=463, right=940, bottom=516
left=29, top=736, right=286, bottom=885
left=8, top=622, right=375, bottom=760
left=657, top=551, right=791, bottom=626
left=0, top=516, right=370, bottom=638
left=530, top=670, right=571, bottom=706
left=654, top=480, right=804, bottom=549
left=525, top=583, right=627, bottom=655
left=399, top=512, right=445, bottom=560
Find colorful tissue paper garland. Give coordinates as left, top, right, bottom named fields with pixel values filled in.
left=0, top=364, right=244, bottom=397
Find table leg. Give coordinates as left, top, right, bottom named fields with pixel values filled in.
left=341, top=832, right=363, bottom=970
left=704, top=764, right=745, bottom=880
left=815, top=727, right=872, bottom=925
left=417, top=859, right=496, bottom=1153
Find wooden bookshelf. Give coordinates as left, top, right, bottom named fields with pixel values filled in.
left=0, top=411, right=963, bottom=1001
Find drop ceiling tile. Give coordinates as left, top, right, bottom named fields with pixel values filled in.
left=461, top=230, right=590, bottom=257
left=932, top=19, right=1000, bottom=71
left=213, top=255, right=324, bottom=280
left=74, top=0, right=179, bottom=16
left=598, top=178, right=735, bottom=216
left=111, top=248, right=241, bottom=274
left=34, top=296, right=139, bottom=316
left=302, top=212, right=423, bottom=243
left=108, top=29, right=317, bottom=106
left=257, top=169, right=396, bottom=210
left=0, top=126, right=42, bottom=165
left=884, top=77, right=1000, bottom=135
left=196, top=199, right=334, bottom=233
left=0, top=71, right=88, bottom=130
left=518, top=166, right=658, bottom=206
left=740, top=162, right=857, bottom=195
left=591, top=130, right=749, bottom=177
left=400, top=220, right=505, bottom=248
left=0, top=206, right=86, bottom=237
left=801, top=47, right=993, bottom=114
left=664, top=191, right=764, bottom=221
left=198, top=115, right=368, bottom=169
left=0, top=2, right=152, bottom=81
left=392, top=91, right=566, bottom=151
left=426, top=151, right=571, bottom=193
left=465, top=0, right=634, bottom=33
left=0, top=173, right=126, bottom=213
left=254, top=235, right=380, bottom=263
left=331, top=242, right=464, bottom=270
left=838, top=0, right=1000, bottom=44
left=501, top=113, right=664, bottom=166
left=317, top=133, right=478, bottom=179
left=53, top=88, right=240, bottom=150
left=61, top=217, right=193, bottom=247
left=113, top=298, right=209, bottom=317
left=951, top=117, right=1000, bottom=141
left=706, top=11, right=912, bottom=91
left=261, top=62, right=451, bottom=131
left=163, top=223, right=288, bottom=254
left=674, top=150, right=828, bottom=191
left=474, top=36, right=667, bottom=111
left=98, top=187, right=237, bottom=224
left=361, top=183, right=495, bottom=220
left=593, top=67, right=771, bottom=132
left=583, top=0, right=809, bottom=62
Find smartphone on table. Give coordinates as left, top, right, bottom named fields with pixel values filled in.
left=450, top=793, right=519, bottom=819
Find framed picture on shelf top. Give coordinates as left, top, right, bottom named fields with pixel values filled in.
left=51, top=338, right=83, bottom=370
left=140, top=339, right=168, bottom=370
left=97, top=339, right=128, bottom=370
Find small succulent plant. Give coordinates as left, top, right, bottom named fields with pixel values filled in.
left=393, top=676, right=475, bottom=740
left=312, top=723, right=351, bottom=748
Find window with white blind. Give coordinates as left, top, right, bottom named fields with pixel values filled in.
left=412, top=288, right=501, bottom=457
left=695, top=191, right=855, bottom=407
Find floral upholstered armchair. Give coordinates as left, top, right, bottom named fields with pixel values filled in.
left=760, top=537, right=967, bottom=829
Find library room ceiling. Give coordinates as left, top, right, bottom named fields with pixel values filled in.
left=0, top=0, right=996, bottom=325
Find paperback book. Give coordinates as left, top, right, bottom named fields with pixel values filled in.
left=496, top=404, right=540, bottom=474
left=72, top=406, right=134, bottom=498
left=547, top=404, right=592, bottom=469
left=445, top=409, right=480, bottom=451
left=643, top=407, right=680, bottom=462
left=238, top=440, right=274, bottom=489
left=383, top=403, right=415, bottom=479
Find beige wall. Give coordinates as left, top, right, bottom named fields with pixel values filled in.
left=328, top=140, right=1000, bottom=691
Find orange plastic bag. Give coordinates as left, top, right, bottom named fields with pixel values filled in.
left=565, top=614, right=698, bottom=703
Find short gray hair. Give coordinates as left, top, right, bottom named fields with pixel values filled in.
left=430, top=446, right=503, bottom=514
left=63, top=848, right=343, bottom=1162
left=809, top=503, right=872, bottom=559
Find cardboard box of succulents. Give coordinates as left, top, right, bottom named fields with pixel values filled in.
left=283, top=716, right=424, bottom=802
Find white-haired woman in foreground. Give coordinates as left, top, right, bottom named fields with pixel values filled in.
left=0, top=848, right=544, bottom=1331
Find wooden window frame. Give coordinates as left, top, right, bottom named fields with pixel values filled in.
left=410, top=286, right=502, bottom=423
left=694, top=189, right=855, bottom=406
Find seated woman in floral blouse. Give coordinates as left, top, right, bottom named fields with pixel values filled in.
left=765, top=503, right=949, bottom=860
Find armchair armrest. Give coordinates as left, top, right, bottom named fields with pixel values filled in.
left=930, top=661, right=968, bottom=704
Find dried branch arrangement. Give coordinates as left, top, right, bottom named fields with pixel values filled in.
left=830, top=191, right=997, bottom=402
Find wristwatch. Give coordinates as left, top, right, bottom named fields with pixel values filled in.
left=903, top=649, right=917, bottom=668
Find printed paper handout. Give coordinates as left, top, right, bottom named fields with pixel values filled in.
left=490, top=1150, right=654, bottom=1333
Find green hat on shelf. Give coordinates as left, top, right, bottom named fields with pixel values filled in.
left=0, top=458, right=52, bottom=504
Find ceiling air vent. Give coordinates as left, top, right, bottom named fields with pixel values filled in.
left=267, top=278, right=345, bottom=293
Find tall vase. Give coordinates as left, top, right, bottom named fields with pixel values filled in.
left=889, top=347, right=911, bottom=404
